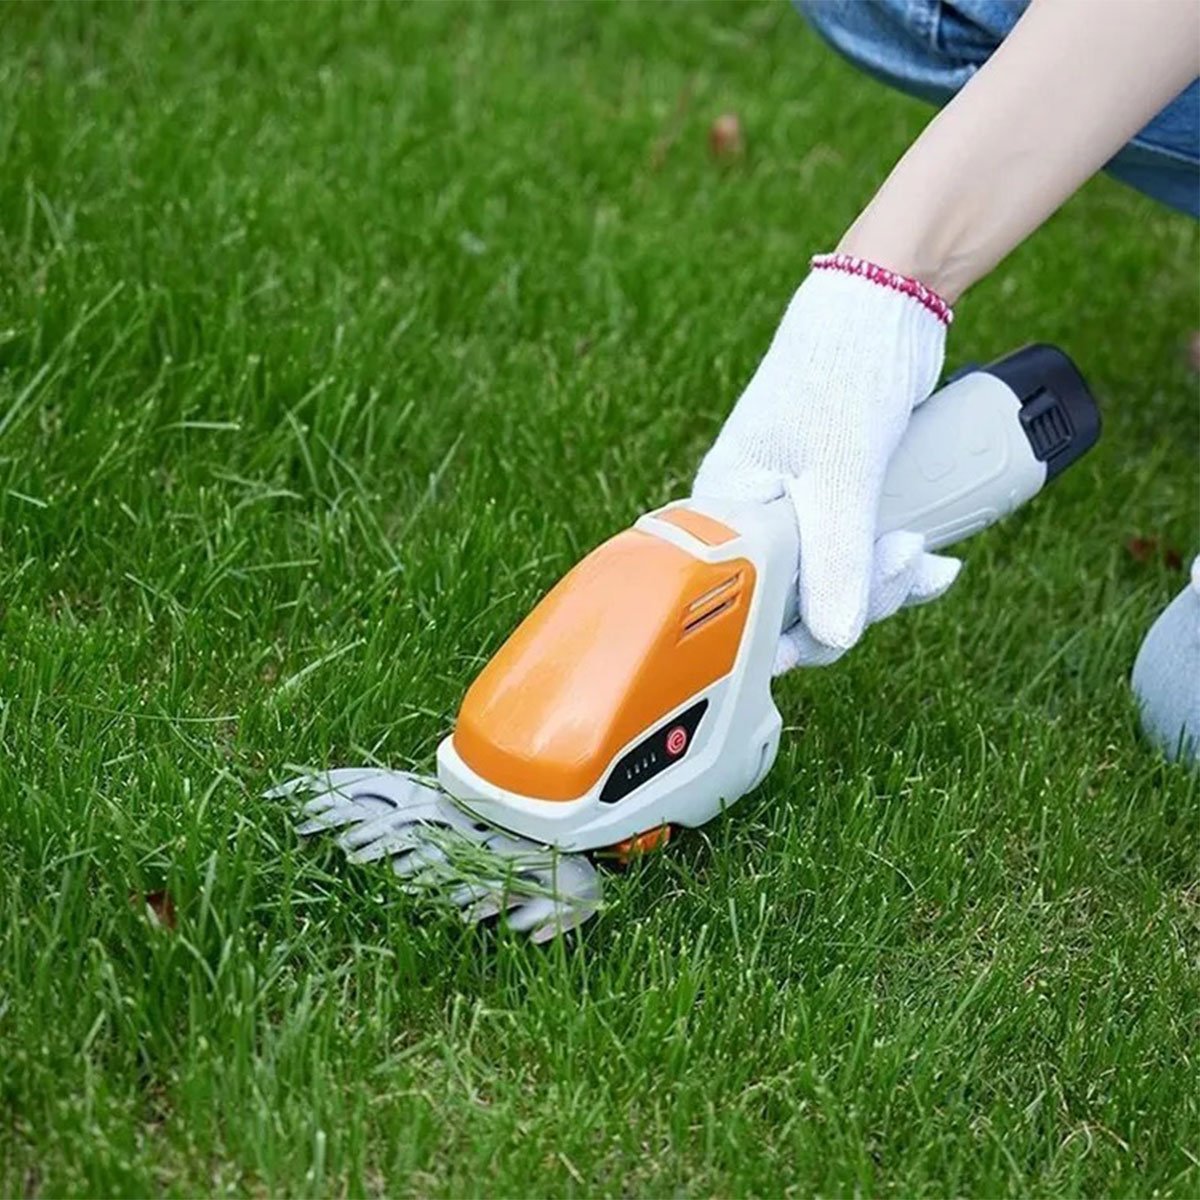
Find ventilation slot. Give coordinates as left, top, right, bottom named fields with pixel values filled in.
left=680, top=573, right=742, bottom=636
left=682, top=597, right=737, bottom=634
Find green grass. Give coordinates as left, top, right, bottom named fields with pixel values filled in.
left=1, top=2, right=1197, bottom=1195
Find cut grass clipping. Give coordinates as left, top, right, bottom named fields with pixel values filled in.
left=1, top=2, right=1197, bottom=1197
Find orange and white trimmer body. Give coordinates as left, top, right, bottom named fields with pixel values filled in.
left=436, top=497, right=799, bottom=853
left=436, top=343, right=1101, bottom=858
left=278, top=345, right=1100, bottom=939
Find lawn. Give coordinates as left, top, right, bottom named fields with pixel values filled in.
left=1, top=2, right=1197, bottom=1196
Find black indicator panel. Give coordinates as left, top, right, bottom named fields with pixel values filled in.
left=599, top=700, right=708, bottom=805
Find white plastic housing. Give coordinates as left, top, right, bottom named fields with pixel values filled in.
left=879, top=370, right=1046, bottom=547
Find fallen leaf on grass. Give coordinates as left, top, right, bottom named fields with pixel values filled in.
left=1126, top=535, right=1184, bottom=571
left=130, top=889, right=177, bottom=930
left=1127, top=536, right=1157, bottom=563
left=708, top=112, right=744, bottom=160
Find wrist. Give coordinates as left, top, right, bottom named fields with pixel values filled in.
left=835, top=181, right=986, bottom=304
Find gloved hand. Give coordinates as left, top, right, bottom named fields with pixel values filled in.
left=693, top=253, right=962, bottom=667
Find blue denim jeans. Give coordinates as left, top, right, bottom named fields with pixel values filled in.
left=797, top=0, right=1200, bottom=217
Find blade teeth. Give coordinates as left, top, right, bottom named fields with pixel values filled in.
left=275, top=766, right=606, bottom=939
left=299, top=794, right=339, bottom=817
left=335, top=809, right=412, bottom=852
left=449, top=881, right=500, bottom=908
left=529, top=916, right=576, bottom=944
left=463, top=897, right=505, bottom=924
left=390, top=843, right=449, bottom=880
left=502, top=897, right=560, bottom=934
left=295, top=815, right=348, bottom=837
left=264, top=775, right=314, bottom=800
left=345, top=827, right=425, bottom=863
left=295, top=804, right=383, bottom=836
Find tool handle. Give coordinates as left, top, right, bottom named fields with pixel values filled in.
left=878, top=343, right=1099, bottom=550
left=773, top=345, right=1099, bottom=632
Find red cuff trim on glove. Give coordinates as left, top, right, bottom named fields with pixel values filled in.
left=810, top=252, right=954, bottom=326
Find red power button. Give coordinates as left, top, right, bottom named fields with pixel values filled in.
left=665, top=726, right=688, bottom=756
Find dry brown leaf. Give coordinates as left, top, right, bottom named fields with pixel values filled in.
left=708, top=113, right=744, bottom=160
left=131, top=889, right=178, bottom=930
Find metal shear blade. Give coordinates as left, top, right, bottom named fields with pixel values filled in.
left=270, top=768, right=603, bottom=940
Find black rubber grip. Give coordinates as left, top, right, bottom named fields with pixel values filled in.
left=983, top=343, right=1101, bottom=480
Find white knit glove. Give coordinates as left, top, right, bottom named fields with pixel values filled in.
left=693, top=254, right=962, bottom=668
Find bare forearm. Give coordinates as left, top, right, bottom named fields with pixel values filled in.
left=839, top=0, right=1200, bottom=302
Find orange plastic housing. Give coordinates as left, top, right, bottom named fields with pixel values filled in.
left=453, top=526, right=755, bottom=801
left=654, top=507, right=737, bottom=546
left=608, top=825, right=672, bottom=863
